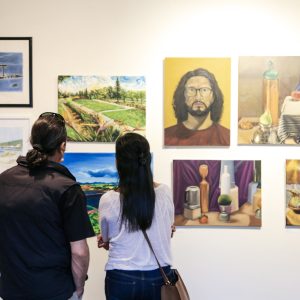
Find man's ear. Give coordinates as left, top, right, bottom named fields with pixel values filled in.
left=60, top=141, right=66, bottom=153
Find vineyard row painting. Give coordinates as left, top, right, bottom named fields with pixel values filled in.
left=58, top=76, right=146, bottom=142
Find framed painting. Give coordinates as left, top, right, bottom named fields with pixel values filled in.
left=62, top=153, right=118, bottom=234
left=238, top=56, right=300, bottom=145
left=58, top=75, right=146, bottom=142
left=173, top=160, right=262, bottom=227
left=286, top=159, right=300, bottom=226
left=164, top=57, right=231, bottom=146
left=0, top=37, right=32, bottom=107
left=0, top=117, right=30, bottom=173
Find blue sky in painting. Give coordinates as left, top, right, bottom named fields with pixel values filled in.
left=0, top=52, right=22, bottom=64
left=63, top=152, right=118, bottom=184
left=58, top=75, right=145, bottom=94
left=0, top=52, right=23, bottom=75
left=0, top=127, right=22, bottom=143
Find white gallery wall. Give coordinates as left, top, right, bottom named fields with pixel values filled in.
left=1, top=0, right=300, bottom=299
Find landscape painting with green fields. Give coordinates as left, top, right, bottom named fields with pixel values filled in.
left=62, top=152, right=118, bottom=234
left=58, top=76, right=146, bottom=142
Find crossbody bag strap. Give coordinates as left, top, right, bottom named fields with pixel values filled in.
left=142, top=230, right=171, bottom=285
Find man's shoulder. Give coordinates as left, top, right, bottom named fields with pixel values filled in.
left=164, top=123, right=181, bottom=134
left=214, top=123, right=230, bottom=133
left=164, top=123, right=187, bottom=145
left=212, top=123, right=230, bottom=144
left=0, top=164, right=23, bottom=179
left=214, top=123, right=230, bottom=136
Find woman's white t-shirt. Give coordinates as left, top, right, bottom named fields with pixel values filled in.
left=99, top=184, right=174, bottom=271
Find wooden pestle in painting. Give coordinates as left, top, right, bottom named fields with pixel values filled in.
left=199, top=164, right=209, bottom=214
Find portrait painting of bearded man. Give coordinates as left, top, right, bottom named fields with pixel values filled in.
left=164, top=58, right=231, bottom=146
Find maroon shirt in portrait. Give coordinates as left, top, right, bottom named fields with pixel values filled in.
left=164, top=122, right=230, bottom=146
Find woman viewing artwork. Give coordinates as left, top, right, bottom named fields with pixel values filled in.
left=98, top=132, right=176, bottom=300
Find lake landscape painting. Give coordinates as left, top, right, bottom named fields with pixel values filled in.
left=62, top=153, right=118, bottom=234
left=0, top=118, right=30, bottom=173
left=58, top=76, right=146, bottom=142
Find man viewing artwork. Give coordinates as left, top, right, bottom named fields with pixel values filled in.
left=164, top=58, right=231, bottom=146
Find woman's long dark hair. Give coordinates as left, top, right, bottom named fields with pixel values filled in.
left=116, top=133, right=155, bottom=232
left=26, top=113, right=67, bottom=168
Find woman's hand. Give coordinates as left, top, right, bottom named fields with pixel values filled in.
left=171, top=224, right=176, bottom=238
left=97, top=234, right=109, bottom=250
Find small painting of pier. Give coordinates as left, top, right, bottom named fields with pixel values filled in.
left=0, top=52, right=23, bottom=92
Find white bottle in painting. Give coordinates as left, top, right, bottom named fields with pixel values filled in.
left=220, top=165, right=230, bottom=195
left=220, top=161, right=235, bottom=188
left=247, top=161, right=260, bottom=204
left=247, top=182, right=258, bottom=204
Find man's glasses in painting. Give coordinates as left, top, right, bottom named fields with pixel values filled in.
left=185, top=87, right=212, bottom=97
left=39, top=112, right=65, bottom=124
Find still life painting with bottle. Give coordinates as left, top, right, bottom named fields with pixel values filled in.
left=173, top=160, right=261, bottom=227
left=238, top=56, right=300, bottom=145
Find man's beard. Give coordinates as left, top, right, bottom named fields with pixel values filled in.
left=187, top=104, right=210, bottom=118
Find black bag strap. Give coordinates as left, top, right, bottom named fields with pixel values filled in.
left=142, top=230, right=171, bottom=285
